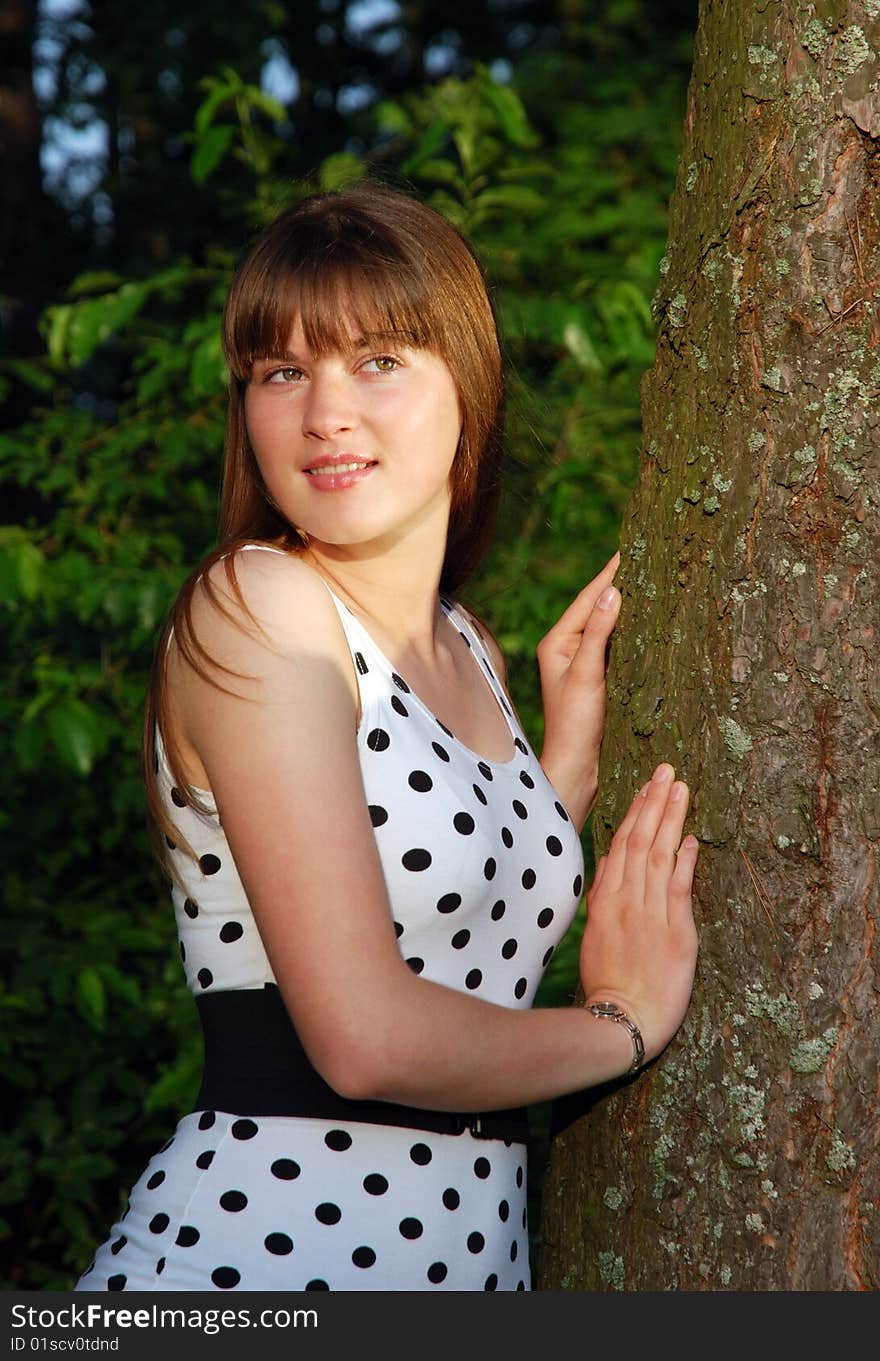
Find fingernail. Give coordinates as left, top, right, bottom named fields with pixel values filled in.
left=670, top=782, right=684, bottom=801
left=652, top=763, right=672, bottom=783
left=598, top=587, right=618, bottom=610
left=639, top=782, right=650, bottom=798
left=684, top=835, right=698, bottom=850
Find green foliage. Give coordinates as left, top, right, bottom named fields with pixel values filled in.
left=1, top=51, right=686, bottom=1287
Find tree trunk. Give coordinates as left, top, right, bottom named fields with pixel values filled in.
left=538, top=0, right=880, bottom=1292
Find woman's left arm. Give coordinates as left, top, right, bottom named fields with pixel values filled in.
left=536, top=550, right=621, bottom=831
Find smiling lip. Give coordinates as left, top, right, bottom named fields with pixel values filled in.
left=302, top=456, right=378, bottom=491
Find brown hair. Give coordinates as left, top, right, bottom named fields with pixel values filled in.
left=144, top=182, right=505, bottom=877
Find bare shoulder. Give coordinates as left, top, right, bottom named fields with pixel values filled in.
left=191, top=547, right=349, bottom=662
left=166, top=547, right=358, bottom=761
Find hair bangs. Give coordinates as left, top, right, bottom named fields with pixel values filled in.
left=223, top=234, right=450, bottom=381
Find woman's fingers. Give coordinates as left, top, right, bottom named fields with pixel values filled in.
left=643, top=780, right=690, bottom=917
left=603, top=763, right=676, bottom=896
left=668, top=834, right=700, bottom=933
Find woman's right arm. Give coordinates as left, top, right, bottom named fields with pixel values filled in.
left=171, top=550, right=699, bottom=1112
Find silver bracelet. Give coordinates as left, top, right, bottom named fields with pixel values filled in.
left=583, top=1000, right=646, bottom=1074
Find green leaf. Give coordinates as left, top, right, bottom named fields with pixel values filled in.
left=375, top=99, right=411, bottom=134
left=480, top=77, right=537, bottom=148
left=188, top=330, right=226, bottom=397
left=67, top=272, right=125, bottom=298
left=318, top=152, right=364, bottom=191
left=400, top=119, right=449, bottom=174
left=563, top=321, right=602, bottom=372
left=190, top=125, right=236, bottom=185
left=44, top=305, right=72, bottom=364
left=45, top=697, right=104, bottom=776
left=75, top=967, right=105, bottom=1030
left=0, top=532, right=45, bottom=603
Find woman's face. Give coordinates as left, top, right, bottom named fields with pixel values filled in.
left=245, top=315, right=462, bottom=556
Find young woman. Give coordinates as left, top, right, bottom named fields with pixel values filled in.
left=75, top=183, right=699, bottom=1292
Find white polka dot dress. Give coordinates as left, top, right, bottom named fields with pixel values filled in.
left=75, top=548, right=584, bottom=1292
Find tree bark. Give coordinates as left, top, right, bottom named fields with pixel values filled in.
left=539, top=0, right=880, bottom=1291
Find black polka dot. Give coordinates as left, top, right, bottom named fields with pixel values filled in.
left=465, top=968, right=482, bottom=989
left=211, top=1266, right=240, bottom=1289
left=231, top=1119, right=258, bottom=1141
left=197, top=968, right=213, bottom=989
left=175, top=1225, right=200, bottom=1247
left=107, top=1274, right=126, bottom=1291
left=265, top=1232, right=293, bottom=1255
left=522, top=868, right=536, bottom=890
left=199, top=853, right=221, bottom=876
left=352, top=1245, right=376, bottom=1268
left=408, top=770, right=433, bottom=792
left=501, top=826, right=514, bottom=848
left=271, top=1158, right=300, bottom=1180
left=437, top=893, right=461, bottom=914
left=219, top=1190, right=247, bottom=1212
left=198, top=1111, right=215, bottom=1130
left=542, top=946, right=554, bottom=967
left=399, top=1217, right=423, bottom=1239
left=432, top=741, right=450, bottom=762
left=156, top=1257, right=165, bottom=1275
left=515, top=738, right=528, bottom=754
left=355, top=651, right=369, bottom=675
left=519, top=771, right=535, bottom=789
left=391, top=695, right=409, bottom=717
left=467, top=1231, right=485, bottom=1253
left=367, top=728, right=390, bottom=752
left=517, top=1279, right=526, bottom=1290
left=394, top=920, right=404, bottom=937
left=165, top=836, right=176, bottom=851
left=514, top=978, right=528, bottom=999
left=406, top=956, right=425, bottom=974
left=452, top=929, right=470, bottom=949
left=402, top=848, right=431, bottom=871
left=146, top=1171, right=165, bottom=1190
left=171, top=786, right=186, bottom=807
left=427, top=1261, right=448, bottom=1284
left=453, top=812, right=475, bottom=835
left=498, top=1199, right=510, bottom=1222
left=324, top=1129, right=352, bottom=1152
left=546, top=835, right=563, bottom=857
left=555, top=800, right=570, bottom=821
left=110, top=1235, right=126, bottom=1255
left=573, top=873, right=583, bottom=896
left=477, top=761, right=494, bottom=781
left=183, top=898, right=198, bottom=919
left=442, top=1187, right=461, bottom=1210
left=474, top=1157, right=491, bottom=1179
left=484, top=1273, right=498, bottom=1290
left=315, top=1202, right=341, bottom=1225
left=196, top=1149, right=214, bottom=1170
left=459, top=630, right=472, bottom=648
left=436, top=719, right=455, bottom=738
left=484, top=857, right=497, bottom=880
left=516, top=1165, right=524, bottom=1188
left=219, top=921, right=243, bottom=943
left=512, top=799, right=528, bottom=820
left=537, top=908, right=554, bottom=928
left=502, top=938, right=518, bottom=960
left=410, top=1142, right=432, bottom=1165
left=491, top=899, right=506, bottom=921
left=472, top=783, right=488, bottom=806
left=369, top=805, right=388, bottom=827
left=148, top=1214, right=169, bottom=1234
left=510, top=1239, right=519, bottom=1261
left=305, top=1279, right=329, bottom=1291
left=391, top=672, right=411, bottom=693
left=364, top=1173, right=388, bottom=1195
left=179, top=942, right=186, bottom=961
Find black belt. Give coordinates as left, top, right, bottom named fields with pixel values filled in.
left=194, top=983, right=529, bottom=1144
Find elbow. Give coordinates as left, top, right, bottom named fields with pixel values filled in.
left=309, top=1025, right=399, bottom=1103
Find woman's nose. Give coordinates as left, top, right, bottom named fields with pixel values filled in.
left=301, top=372, right=356, bottom=439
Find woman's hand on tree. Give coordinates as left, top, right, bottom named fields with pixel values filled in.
left=537, top=550, right=621, bottom=829
left=579, top=763, right=699, bottom=1064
